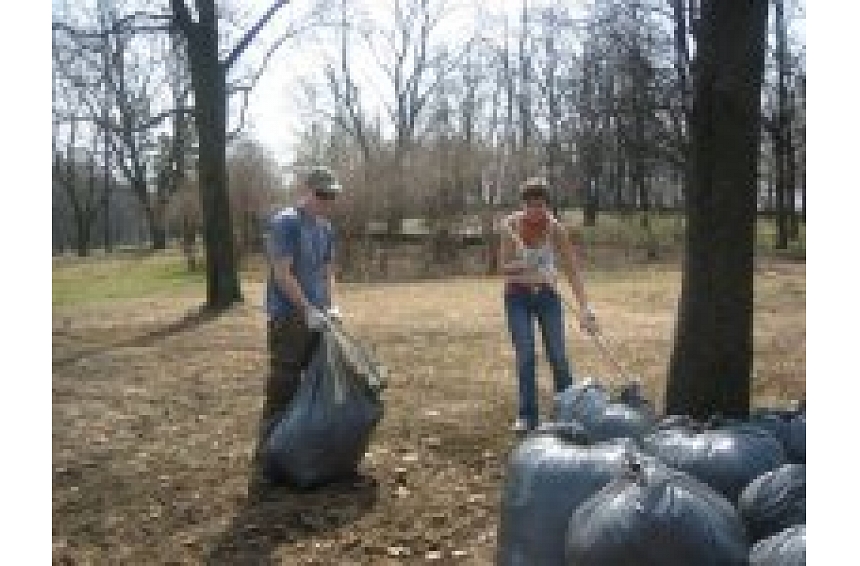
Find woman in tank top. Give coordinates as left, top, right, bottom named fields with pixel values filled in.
left=498, top=176, right=599, bottom=433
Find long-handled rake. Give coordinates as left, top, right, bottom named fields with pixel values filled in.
left=553, top=283, right=641, bottom=387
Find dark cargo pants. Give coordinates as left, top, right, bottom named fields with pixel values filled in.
left=248, top=315, right=321, bottom=496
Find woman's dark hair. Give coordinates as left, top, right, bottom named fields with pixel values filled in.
left=519, top=177, right=550, bottom=202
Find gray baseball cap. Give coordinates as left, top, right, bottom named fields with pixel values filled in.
left=304, top=166, right=342, bottom=195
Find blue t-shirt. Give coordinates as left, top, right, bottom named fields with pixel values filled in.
left=265, top=206, right=335, bottom=320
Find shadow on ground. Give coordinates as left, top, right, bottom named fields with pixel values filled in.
left=53, top=305, right=221, bottom=368
left=204, top=474, right=379, bottom=565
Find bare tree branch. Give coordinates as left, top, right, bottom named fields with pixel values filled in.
left=54, top=107, right=194, bottom=135
left=223, top=0, right=292, bottom=70
left=227, top=28, right=295, bottom=94
left=226, top=87, right=252, bottom=142
left=53, top=12, right=173, bottom=38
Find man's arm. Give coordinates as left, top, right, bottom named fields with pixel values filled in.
left=266, top=212, right=314, bottom=319
left=325, top=262, right=336, bottom=308
left=272, top=256, right=312, bottom=315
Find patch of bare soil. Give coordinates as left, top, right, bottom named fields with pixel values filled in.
left=53, top=266, right=805, bottom=564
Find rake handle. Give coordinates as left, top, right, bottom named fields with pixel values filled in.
left=555, top=287, right=629, bottom=379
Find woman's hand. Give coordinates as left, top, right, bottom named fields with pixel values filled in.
left=579, top=305, right=599, bottom=335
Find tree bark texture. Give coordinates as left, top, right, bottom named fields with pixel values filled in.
left=185, top=10, right=242, bottom=310
left=665, top=0, right=769, bottom=419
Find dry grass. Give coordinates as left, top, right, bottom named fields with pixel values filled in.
left=52, top=257, right=805, bottom=565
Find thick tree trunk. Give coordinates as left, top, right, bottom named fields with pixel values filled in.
left=665, top=0, right=768, bottom=419
left=188, top=24, right=242, bottom=310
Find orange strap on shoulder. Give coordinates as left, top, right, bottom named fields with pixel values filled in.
left=517, top=212, right=551, bottom=247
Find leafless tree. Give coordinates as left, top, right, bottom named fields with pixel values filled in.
left=227, top=137, right=288, bottom=259
left=54, top=0, right=325, bottom=308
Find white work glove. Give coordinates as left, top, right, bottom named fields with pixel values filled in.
left=580, top=305, right=599, bottom=335
left=325, top=305, right=342, bottom=324
left=304, top=305, right=328, bottom=330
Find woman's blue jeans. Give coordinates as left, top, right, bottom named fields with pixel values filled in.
left=505, top=286, right=574, bottom=428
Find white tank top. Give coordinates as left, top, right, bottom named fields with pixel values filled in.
left=523, top=240, right=557, bottom=274
left=506, top=222, right=559, bottom=288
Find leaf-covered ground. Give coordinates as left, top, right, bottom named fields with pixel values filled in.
left=52, top=259, right=805, bottom=565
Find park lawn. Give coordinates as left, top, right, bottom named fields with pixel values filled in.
left=52, top=251, right=207, bottom=307
left=52, top=253, right=805, bottom=564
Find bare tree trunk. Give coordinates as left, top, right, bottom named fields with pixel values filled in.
left=580, top=49, right=599, bottom=227
left=671, top=0, right=691, bottom=120
left=786, top=125, right=798, bottom=241
left=786, top=83, right=799, bottom=241
left=583, top=177, right=598, bottom=227
left=631, top=46, right=651, bottom=229
left=101, top=19, right=113, bottom=253
left=64, top=119, right=98, bottom=258
left=182, top=215, right=198, bottom=271
left=635, top=113, right=649, bottom=228
left=518, top=0, right=531, bottom=179
left=774, top=0, right=789, bottom=250
left=665, top=0, right=769, bottom=420
left=102, top=142, right=112, bottom=252
left=191, top=48, right=241, bottom=307
left=177, top=1, right=243, bottom=309
left=766, top=151, right=775, bottom=216
left=152, top=196, right=169, bottom=250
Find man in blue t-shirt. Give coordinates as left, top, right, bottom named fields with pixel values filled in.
left=250, top=166, right=343, bottom=494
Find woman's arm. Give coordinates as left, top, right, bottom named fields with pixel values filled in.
left=552, top=220, right=590, bottom=311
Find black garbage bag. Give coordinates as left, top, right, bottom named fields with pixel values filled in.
left=656, top=414, right=700, bottom=430
left=497, top=434, right=640, bottom=566
left=739, top=464, right=805, bottom=543
left=565, top=456, right=749, bottom=566
left=532, top=421, right=590, bottom=444
left=589, top=403, right=657, bottom=443
left=611, top=380, right=656, bottom=415
left=643, top=421, right=787, bottom=502
left=263, top=323, right=385, bottom=489
left=749, top=405, right=806, bottom=464
left=554, top=379, right=610, bottom=424
left=786, top=412, right=805, bottom=464
left=749, top=524, right=805, bottom=566
left=555, top=380, right=656, bottom=444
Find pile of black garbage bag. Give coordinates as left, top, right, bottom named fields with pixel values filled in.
left=262, top=322, right=387, bottom=490
left=498, top=378, right=806, bottom=565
